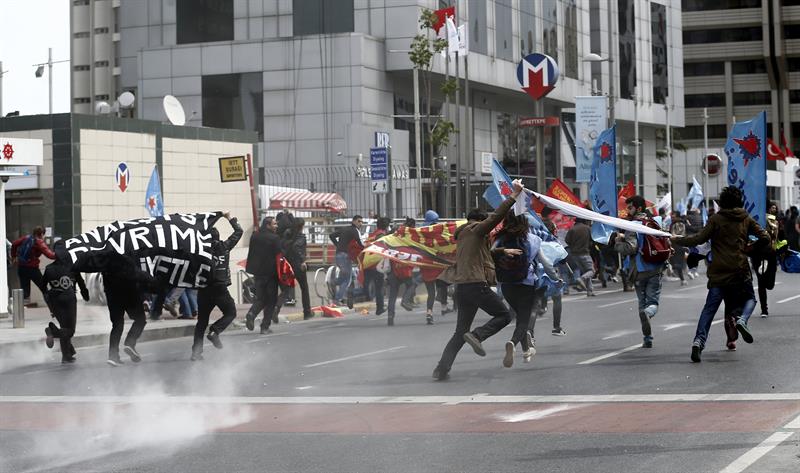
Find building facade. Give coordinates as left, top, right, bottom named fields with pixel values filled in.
left=72, top=0, right=685, bottom=217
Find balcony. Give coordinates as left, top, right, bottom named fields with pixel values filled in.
left=683, top=8, right=762, bottom=29
left=684, top=41, right=764, bottom=61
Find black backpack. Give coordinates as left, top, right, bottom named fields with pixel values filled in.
left=493, top=236, right=531, bottom=283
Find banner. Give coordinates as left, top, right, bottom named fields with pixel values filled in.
left=145, top=166, right=164, bottom=217
left=544, top=179, right=579, bottom=236
left=725, top=111, right=767, bottom=227
left=575, top=96, right=608, bottom=182
left=64, top=212, right=223, bottom=288
left=361, top=221, right=464, bottom=270
left=589, top=126, right=617, bottom=244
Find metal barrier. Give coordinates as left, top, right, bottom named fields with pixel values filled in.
left=11, top=289, right=24, bottom=328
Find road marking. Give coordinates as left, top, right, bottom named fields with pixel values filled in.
left=776, top=294, right=800, bottom=304
left=245, top=333, right=289, bottom=344
left=2, top=393, right=800, bottom=404
left=677, top=285, right=706, bottom=292
left=662, top=323, right=692, bottom=331
left=785, top=413, right=800, bottom=429
left=303, top=346, right=406, bottom=368
left=578, top=344, right=641, bottom=365
left=719, top=431, right=794, bottom=473
left=597, top=298, right=637, bottom=308
left=496, top=404, right=582, bottom=422
left=602, top=330, right=638, bottom=340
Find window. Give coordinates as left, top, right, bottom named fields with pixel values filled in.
left=784, top=24, right=800, bottom=40
left=393, top=95, right=440, bottom=172
left=468, top=0, right=487, bottom=54
left=94, top=27, right=109, bottom=34
left=618, top=0, right=636, bottom=99
left=683, top=27, right=762, bottom=44
left=94, top=94, right=110, bottom=100
left=651, top=3, right=668, bottom=104
left=542, top=0, right=558, bottom=62
left=94, top=60, right=109, bottom=67
left=73, top=32, right=89, bottom=38
left=732, top=59, right=767, bottom=74
left=684, top=62, right=724, bottom=76
left=563, top=0, right=579, bottom=78
left=292, top=0, right=354, bottom=36
left=176, top=0, right=233, bottom=44
left=682, top=0, right=761, bottom=11
left=733, top=91, right=771, bottom=106
left=73, top=65, right=90, bottom=71
left=680, top=125, right=728, bottom=139
left=72, top=0, right=89, bottom=5
left=73, top=97, right=90, bottom=104
left=788, top=57, right=800, bottom=71
left=685, top=93, right=725, bottom=107
left=790, top=90, right=800, bottom=103
left=519, top=0, right=536, bottom=57
left=202, top=72, right=264, bottom=136
left=495, top=0, right=514, bottom=61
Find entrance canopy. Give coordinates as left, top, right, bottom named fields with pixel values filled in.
left=268, top=191, right=347, bottom=213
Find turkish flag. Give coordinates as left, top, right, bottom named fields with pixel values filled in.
left=781, top=131, right=795, bottom=158
left=767, top=138, right=787, bottom=162
left=432, top=6, right=455, bottom=34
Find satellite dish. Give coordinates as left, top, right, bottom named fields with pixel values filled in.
left=163, top=95, right=186, bottom=126
left=118, top=91, right=135, bottom=109
left=95, top=101, right=111, bottom=114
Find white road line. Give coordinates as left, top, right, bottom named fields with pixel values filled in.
left=597, top=298, right=637, bottom=308
left=601, top=330, right=638, bottom=340
left=776, top=294, right=800, bottom=304
left=3, top=393, right=800, bottom=404
left=719, top=431, right=794, bottom=473
left=244, top=333, right=289, bottom=344
left=577, top=344, right=641, bottom=365
left=496, top=404, right=582, bottom=423
left=303, top=346, right=406, bottom=368
left=662, top=323, right=693, bottom=331
left=677, top=285, right=706, bottom=292
left=784, top=413, right=800, bottom=429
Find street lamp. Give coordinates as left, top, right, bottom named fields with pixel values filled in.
left=582, top=53, right=614, bottom=123
left=32, top=48, right=69, bottom=115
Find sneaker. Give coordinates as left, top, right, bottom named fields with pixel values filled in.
left=432, top=366, right=449, bottom=381
left=643, top=305, right=658, bottom=319
left=463, top=332, right=486, bottom=357
left=44, top=326, right=54, bottom=349
left=245, top=315, right=255, bottom=331
left=735, top=319, right=753, bottom=344
left=400, top=301, right=414, bottom=312
left=426, top=314, right=434, bottom=325
left=587, top=291, right=596, bottom=297
left=726, top=341, right=737, bottom=351
left=260, top=327, right=273, bottom=335
left=106, top=357, right=124, bottom=367
left=642, top=336, right=653, bottom=348
left=165, top=303, right=179, bottom=318
left=190, top=351, right=204, bottom=362
left=123, top=345, right=142, bottom=363
left=551, top=328, right=566, bottom=336
left=691, top=342, right=702, bottom=362
left=375, top=308, right=386, bottom=316
left=207, top=330, right=223, bottom=349
left=760, top=312, right=768, bottom=318
left=61, top=357, right=76, bottom=364
left=523, top=332, right=536, bottom=363
left=503, top=341, right=515, bottom=368
left=441, top=306, right=454, bottom=316
left=680, top=280, right=689, bottom=286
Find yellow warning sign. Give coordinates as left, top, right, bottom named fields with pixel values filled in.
left=218, top=156, right=247, bottom=182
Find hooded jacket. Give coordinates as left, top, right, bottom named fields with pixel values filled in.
left=246, top=219, right=282, bottom=278
left=672, top=208, right=769, bottom=288
left=208, top=218, right=243, bottom=287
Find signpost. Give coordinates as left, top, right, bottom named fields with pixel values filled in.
left=370, top=147, right=389, bottom=194
left=218, top=155, right=248, bottom=182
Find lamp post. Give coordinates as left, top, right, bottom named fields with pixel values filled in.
left=0, top=61, right=6, bottom=117
left=703, top=107, right=710, bottom=208
left=665, top=99, right=673, bottom=209
left=633, top=86, right=640, bottom=195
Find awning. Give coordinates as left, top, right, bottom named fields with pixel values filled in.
left=268, top=191, right=347, bottom=213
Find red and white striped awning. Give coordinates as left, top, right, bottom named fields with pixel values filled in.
left=268, top=191, right=347, bottom=213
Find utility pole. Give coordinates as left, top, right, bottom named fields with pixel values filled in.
left=634, top=86, right=640, bottom=195
left=703, top=107, right=709, bottom=208
left=48, top=48, right=53, bottom=114
left=666, top=99, right=673, bottom=209
left=413, top=66, right=423, bottom=216
left=0, top=61, right=4, bottom=117
left=454, top=51, right=461, bottom=217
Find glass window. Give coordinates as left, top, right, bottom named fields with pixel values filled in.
left=176, top=0, right=233, bottom=44
left=519, top=0, right=536, bottom=57
left=618, top=0, right=636, bottom=100
left=682, top=0, right=761, bottom=11
left=685, top=93, right=725, bottom=107
left=495, top=0, right=514, bottom=61
left=468, top=0, right=488, bottom=55
left=393, top=95, right=440, bottom=172
left=733, top=91, right=771, bottom=106
left=791, top=90, right=800, bottom=103
left=684, top=62, right=724, bottom=76
left=292, top=0, right=354, bottom=36
left=683, top=27, right=762, bottom=44
left=680, top=125, right=728, bottom=139
left=651, top=3, right=668, bottom=104
left=542, top=0, right=558, bottom=62
left=732, top=59, right=767, bottom=74
left=787, top=57, right=800, bottom=71
left=202, top=72, right=264, bottom=137
left=563, top=0, right=579, bottom=79
left=784, top=24, right=800, bottom=40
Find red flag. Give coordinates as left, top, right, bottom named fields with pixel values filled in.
left=767, top=138, right=787, bottom=162
left=432, top=6, right=455, bottom=34
left=781, top=131, right=795, bottom=158
left=617, top=180, right=635, bottom=217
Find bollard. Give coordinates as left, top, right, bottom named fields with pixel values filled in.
left=11, top=289, right=24, bottom=328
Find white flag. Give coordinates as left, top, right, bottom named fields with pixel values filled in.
left=446, top=17, right=459, bottom=55
left=457, top=23, right=468, bottom=56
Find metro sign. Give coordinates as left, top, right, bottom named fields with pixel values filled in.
left=516, top=53, right=559, bottom=101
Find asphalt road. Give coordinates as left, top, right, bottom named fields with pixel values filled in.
left=0, top=272, right=798, bottom=473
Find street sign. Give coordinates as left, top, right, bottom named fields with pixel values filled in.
left=703, top=153, right=722, bottom=176
left=0, top=137, right=44, bottom=166
left=218, top=155, right=248, bottom=182
left=516, top=53, right=559, bottom=101
left=370, top=147, right=389, bottom=194
left=519, top=116, right=560, bottom=127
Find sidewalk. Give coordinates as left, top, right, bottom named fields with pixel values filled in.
left=0, top=299, right=375, bottom=357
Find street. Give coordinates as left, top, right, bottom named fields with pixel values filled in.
left=0, top=274, right=798, bottom=473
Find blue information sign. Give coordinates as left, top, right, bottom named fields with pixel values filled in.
left=370, top=147, right=389, bottom=194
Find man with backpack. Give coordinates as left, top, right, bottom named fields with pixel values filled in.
left=614, top=195, right=670, bottom=348
left=11, top=226, right=56, bottom=305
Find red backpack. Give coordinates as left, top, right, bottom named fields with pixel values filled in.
left=638, top=217, right=672, bottom=264
left=276, top=253, right=296, bottom=287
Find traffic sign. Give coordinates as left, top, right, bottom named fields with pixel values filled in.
left=370, top=147, right=389, bottom=194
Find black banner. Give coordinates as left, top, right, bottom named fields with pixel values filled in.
left=64, top=212, right=223, bottom=288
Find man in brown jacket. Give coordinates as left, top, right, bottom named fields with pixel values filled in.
left=671, top=186, right=769, bottom=362
left=432, top=179, right=524, bottom=380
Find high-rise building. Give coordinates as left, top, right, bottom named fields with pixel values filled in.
left=70, top=0, right=120, bottom=114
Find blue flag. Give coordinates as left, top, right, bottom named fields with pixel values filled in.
left=725, top=111, right=767, bottom=226
left=145, top=166, right=164, bottom=217
left=482, top=159, right=557, bottom=242
left=686, top=175, right=704, bottom=210
left=589, top=126, right=617, bottom=244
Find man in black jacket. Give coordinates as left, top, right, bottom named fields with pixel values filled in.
left=192, top=212, right=243, bottom=360
left=273, top=218, right=313, bottom=320
left=329, top=215, right=363, bottom=306
left=245, top=217, right=282, bottom=334
left=103, top=257, right=153, bottom=366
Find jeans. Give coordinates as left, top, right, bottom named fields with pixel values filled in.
left=179, top=289, right=198, bottom=316
left=572, top=254, right=595, bottom=293
left=387, top=272, right=413, bottom=317
left=693, top=282, right=756, bottom=349
left=364, top=268, right=385, bottom=313
left=550, top=293, right=563, bottom=330
left=435, top=283, right=512, bottom=373
left=334, top=252, right=352, bottom=301
left=501, top=283, right=536, bottom=350
left=634, top=273, right=662, bottom=337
